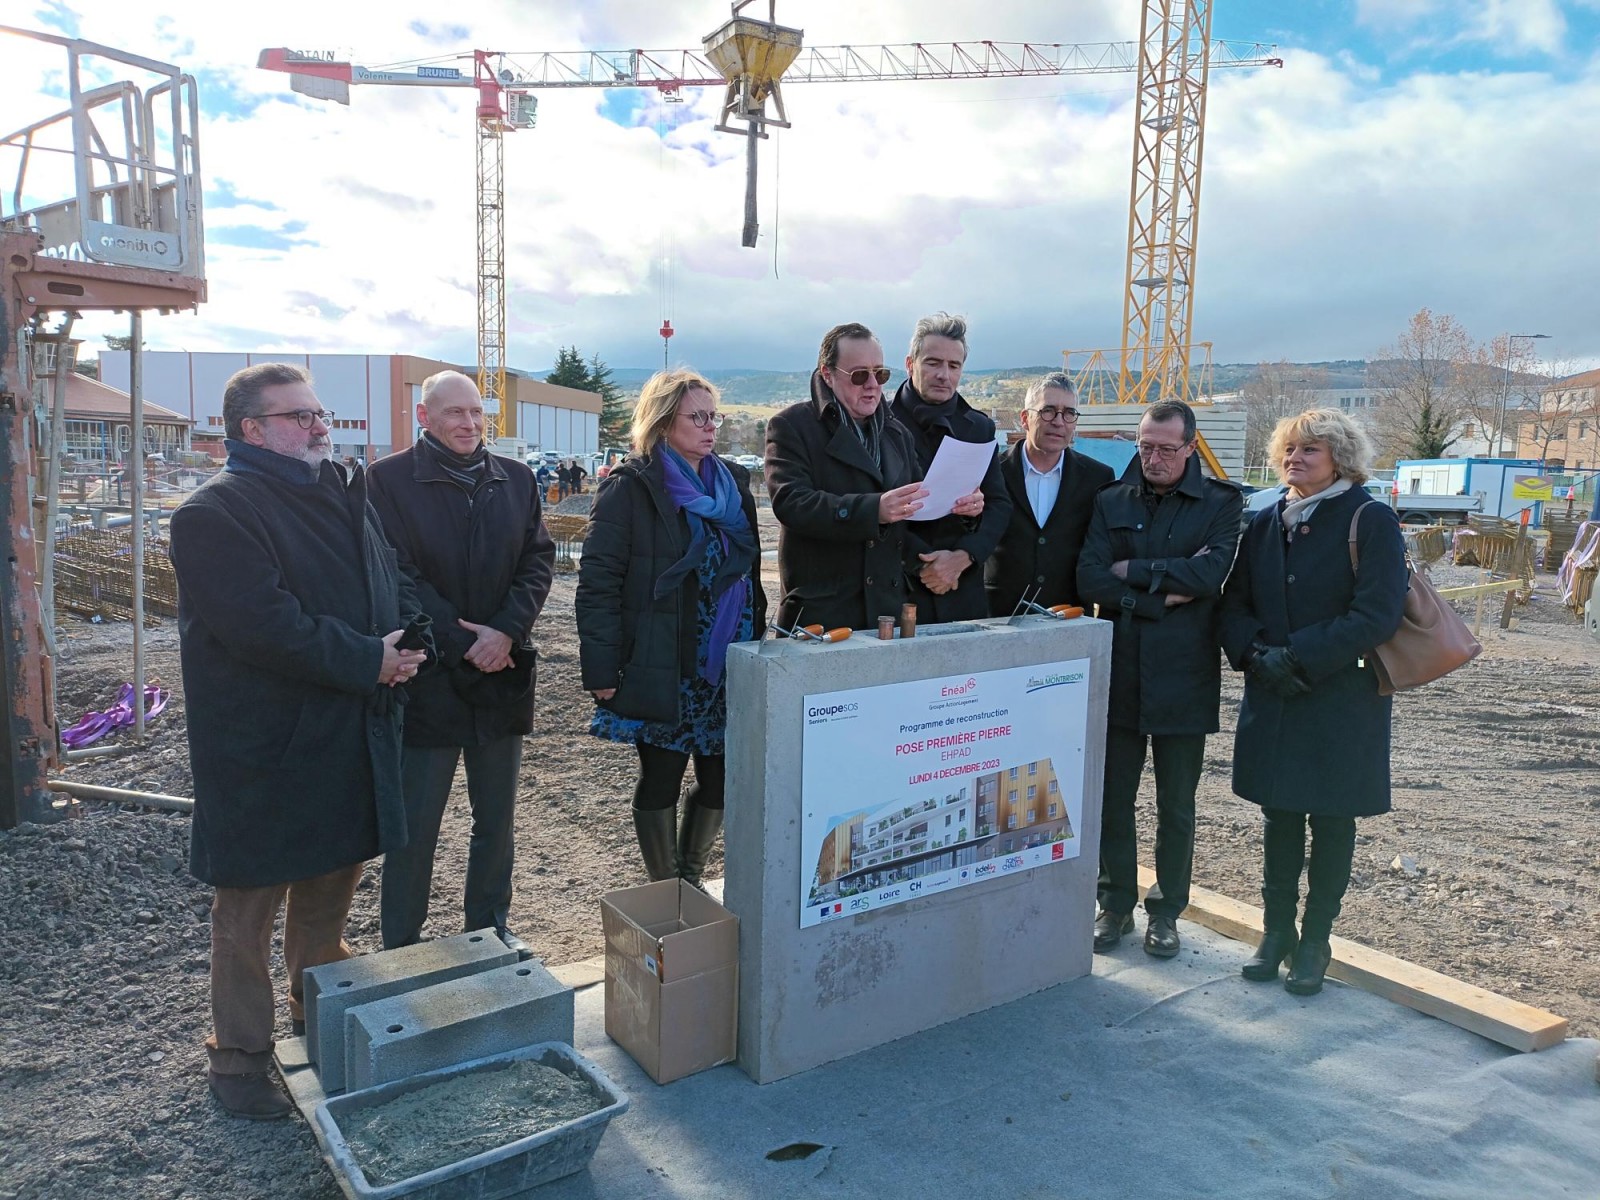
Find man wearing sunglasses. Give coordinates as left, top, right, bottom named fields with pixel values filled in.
left=1077, top=400, right=1244, bottom=959
left=986, top=371, right=1114, bottom=618
left=169, top=363, right=429, bottom=1119
left=889, top=312, right=1011, bottom=624
left=766, top=322, right=929, bottom=631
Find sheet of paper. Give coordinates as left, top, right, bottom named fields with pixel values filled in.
left=915, top=436, right=995, bottom=520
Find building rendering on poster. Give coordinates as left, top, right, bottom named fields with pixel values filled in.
left=800, top=660, right=1091, bottom=929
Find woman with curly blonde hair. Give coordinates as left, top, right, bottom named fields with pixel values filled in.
left=1220, top=409, right=1408, bottom=995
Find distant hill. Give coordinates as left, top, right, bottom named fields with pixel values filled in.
left=584, top=361, right=1379, bottom=407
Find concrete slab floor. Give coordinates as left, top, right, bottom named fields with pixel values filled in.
left=532, top=914, right=1600, bottom=1200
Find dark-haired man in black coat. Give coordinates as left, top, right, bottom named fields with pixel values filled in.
left=170, top=363, right=427, bottom=1120
left=367, top=370, right=555, bottom=957
left=890, top=312, right=1010, bottom=624
left=766, top=322, right=932, bottom=631
left=986, top=372, right=1113, bottom=617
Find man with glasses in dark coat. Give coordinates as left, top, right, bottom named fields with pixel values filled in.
left=170, top=363, right=427, bottom=1119
left=986, top=371, right=1113, bottom=617
left=1077, top=400, right=1243, bottom=958
left=367, top=370, right=556, bottom=957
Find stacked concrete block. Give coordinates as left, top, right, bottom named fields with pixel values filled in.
left=304, top=928, right=515, bottom=1093
left=343, top=959, right=575, bottom=1092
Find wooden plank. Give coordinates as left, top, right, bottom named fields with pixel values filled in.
left=548, top=955, right=606, bottom=990
left=1437, top=579, right=1523, bottom=601
left=1136, top=866, right=1568, bottom=1052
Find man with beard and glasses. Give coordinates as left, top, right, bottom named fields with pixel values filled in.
left=169, top=363, right=428, bottom=1118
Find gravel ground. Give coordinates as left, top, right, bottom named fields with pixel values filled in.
left=2, top=563, right=1597, bottom=1199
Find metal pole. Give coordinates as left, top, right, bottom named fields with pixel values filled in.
left=39, top=319, right=76, bottom=722
left=741, top=122, right=760, bottom=248
left=130, top=311, right=146, bottom=742
left=1492, top=335, right=1511, bottom=458
left=46, top=777, right=193, bottom=813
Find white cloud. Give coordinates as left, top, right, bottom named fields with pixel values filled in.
left=5, top=0, right=1598, bottom=378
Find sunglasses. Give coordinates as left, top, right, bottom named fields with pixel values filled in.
left=832, top=366, right=892, bottom=387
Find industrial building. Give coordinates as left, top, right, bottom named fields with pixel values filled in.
left=99, top=350, right=601, bottom=462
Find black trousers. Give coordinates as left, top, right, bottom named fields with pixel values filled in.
left=1261, top=807, right=1357, bottom=942
left=380, top=734, right=523, bottom=949
left=633, top=742, right=725, bottom=812
left=1098, top=726, right=1204, bottom=920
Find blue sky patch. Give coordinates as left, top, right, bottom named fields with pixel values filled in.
left=207, top=224, right=312, bottom=251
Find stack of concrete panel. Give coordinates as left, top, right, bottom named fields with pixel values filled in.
left=303, top=929, right=515, bottom=1093
left=343, top=959, right=575, bottom=1092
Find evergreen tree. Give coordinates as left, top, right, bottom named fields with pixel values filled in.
left=585, top=353, right=629, bottom=449
left=545, top=345, right=591, bottom=391
left=546, top=346, right=629, bottom=450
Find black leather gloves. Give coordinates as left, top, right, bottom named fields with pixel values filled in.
left=1248, top=642, right=1311, bottom=698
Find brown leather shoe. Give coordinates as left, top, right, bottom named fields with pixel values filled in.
left=208, top=1069, right=292, bottom=1120
left=1144, top=914, right=1181, bottom=958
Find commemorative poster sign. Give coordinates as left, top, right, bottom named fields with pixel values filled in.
left=799, top=660, right=1091, bottom=929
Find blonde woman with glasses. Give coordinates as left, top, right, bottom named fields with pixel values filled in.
left=577, top=369, right=766, bottom=888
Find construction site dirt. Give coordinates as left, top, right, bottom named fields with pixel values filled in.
left=3, top=564, right=1597, bottom=1199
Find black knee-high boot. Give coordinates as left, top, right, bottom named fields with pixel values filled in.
left=1245, top=809, right=1306, bottom=981
left=1287, top=815, right=1356, bottom=995
left=632, top=807, right=678, bottom=882
left=677, top=805, right=724, bottom=888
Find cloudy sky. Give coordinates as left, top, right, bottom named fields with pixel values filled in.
left=5, top=0, right=1597, bottom=373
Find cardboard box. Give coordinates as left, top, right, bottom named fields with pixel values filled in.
left=601, top=879, right=739, bottom=1085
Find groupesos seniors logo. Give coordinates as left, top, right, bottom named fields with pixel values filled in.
left=805, top=700, right=860, bottom=725
left=940, top=676, right=978, bottom=698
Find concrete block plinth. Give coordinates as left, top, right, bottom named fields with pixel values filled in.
left=304, top=928, right=514, bottom=1093
left=343, top=959, right=575, bottom=1093
left=725, top=615, right=1112, bottom=1083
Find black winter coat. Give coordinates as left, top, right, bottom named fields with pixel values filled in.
left=889, top=383, right=1012, bottom=624
left=170, top=457, right=419, bottom=888
left=1077, top=455, right=1244, bottom=734
left=576, top=453, right=767, bottom=724
left=366, top=443, right=555, bottom=746
left=1220, top=489, right=1408, bottom=816
left=765, top=380, right=922, bottom=631
left=985, top=442, right=1114, bottom=617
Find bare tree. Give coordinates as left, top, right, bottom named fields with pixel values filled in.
left=1239, top=362, right=1327, bottom=474
left=1370, top=308, right=1477, bottom=461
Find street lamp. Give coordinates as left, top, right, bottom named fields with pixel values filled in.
left=1492, top=332, right=1551, bottom=458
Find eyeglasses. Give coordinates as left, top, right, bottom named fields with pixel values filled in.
left=253, top=408, right=333, bottom=430
left=1136, top=440, right=1190, bottom=459
left=833, top=366, right=892, bottom=387
left=681, top=410, right=725, bottom=429
left=1030, top=405, right=1079, bottom=424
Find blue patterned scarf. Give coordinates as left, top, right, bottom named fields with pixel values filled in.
left=654, top=447, right=757, bottom=684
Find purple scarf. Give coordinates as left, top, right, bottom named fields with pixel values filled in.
left=656, top=448, right=757, bottom=684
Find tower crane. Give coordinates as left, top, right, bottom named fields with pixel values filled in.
left=258, top=7, right=1278, bottom=442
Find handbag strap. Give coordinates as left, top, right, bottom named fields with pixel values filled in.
left=1346, top=501, right=1377, bottom=574
left=1348, top=498, right=1415, bottom=576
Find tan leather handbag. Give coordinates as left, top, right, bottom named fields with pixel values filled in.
left=1348, top=503, right=1482, bottom=696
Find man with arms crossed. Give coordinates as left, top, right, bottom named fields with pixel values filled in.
left=1077, top=400, right=1242, bottom=958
